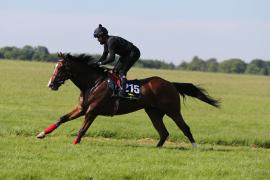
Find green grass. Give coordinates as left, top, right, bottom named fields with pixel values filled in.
left=0, top=60, right=269, bottom=179
left=0, top=137, right=269, bottom=180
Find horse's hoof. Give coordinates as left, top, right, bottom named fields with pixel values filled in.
left=36, top=131, right=45, bottom=139
left=73, top=138, right=80, bottom=144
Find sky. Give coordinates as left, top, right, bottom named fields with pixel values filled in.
left=0, top=0, right=269, bottom=64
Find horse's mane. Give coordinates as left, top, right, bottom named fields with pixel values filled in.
left=62, top=53, right=112, bottom=72
left=65, top=53, right=96, bottom=64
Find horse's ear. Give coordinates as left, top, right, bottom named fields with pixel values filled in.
left=58, top=52, right=64, bottom=58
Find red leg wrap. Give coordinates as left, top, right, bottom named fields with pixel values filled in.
left=44, top=123, right=59, bottom=134
left=73, top=137, right=81, bottom=144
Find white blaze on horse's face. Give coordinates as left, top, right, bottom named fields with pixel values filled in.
left=47, top=63, right=60, bottom=87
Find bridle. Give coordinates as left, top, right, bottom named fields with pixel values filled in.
left=48, top=60, right=71, bottom=89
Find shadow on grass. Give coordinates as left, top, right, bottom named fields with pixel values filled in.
left=6, top=128, right=269, bottom=149
left=96, top=141, right=237, bottom=152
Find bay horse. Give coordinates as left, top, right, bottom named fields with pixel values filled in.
left=37, top=53, right=220, bottom=147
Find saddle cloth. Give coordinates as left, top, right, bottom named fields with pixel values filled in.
left=107, top=73, right=141, bottom=99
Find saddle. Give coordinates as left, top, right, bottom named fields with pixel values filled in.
left=107, top=72, right=141, bottom=100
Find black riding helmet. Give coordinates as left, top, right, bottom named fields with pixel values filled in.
left=93, top=24, right=108, bottom=38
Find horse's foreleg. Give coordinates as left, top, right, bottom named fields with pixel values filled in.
left=73, top=81, right=111, bottom=144
left=73, top=113, right=97, bottom=144
left=36, top=105, right=85, bottom=139
left=73, top=98, right=107, bottom=144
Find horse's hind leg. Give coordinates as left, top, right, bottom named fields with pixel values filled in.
left=145, top=108, right=169, bottom=147
left=168, top=112, right=197, bottom=148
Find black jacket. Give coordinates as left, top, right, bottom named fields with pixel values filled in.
left=99, top=36, right=135, bottom=65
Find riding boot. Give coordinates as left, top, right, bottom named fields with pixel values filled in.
left=118, top=75, right=127, bottom=97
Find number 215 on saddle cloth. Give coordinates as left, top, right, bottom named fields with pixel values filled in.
left=107, top=73, right=141, bottom=99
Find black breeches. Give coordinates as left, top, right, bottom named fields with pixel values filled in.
left=114, top=47, right=140, bottom=76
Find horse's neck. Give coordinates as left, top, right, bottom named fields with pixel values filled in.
left=70, top=69, right=106, bottom=92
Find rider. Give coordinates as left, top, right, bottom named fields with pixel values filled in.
left=93, top=24, right=140, bottom=97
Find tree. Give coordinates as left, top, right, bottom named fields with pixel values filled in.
left=45, top=53, right=58, bottom=62
left=1, top=46, right=21, bottom=59
left=219, top=59, right=246, bottom=74
left=206, top=58, right=219, bottom=72
left=245, top=59, right=268, bottom=75
left=0, top=49, right=3, bottom=59
left=32, top=46, right=49, bottom=61
left=136, top=59, right=175, bottom=69
left=177, top=61, right=188, bottom=70
left=266, top=61, right=270, bottom=75
left=19, top=45, right=35, bottom=60
left=187, top=56, right=207, bottom=71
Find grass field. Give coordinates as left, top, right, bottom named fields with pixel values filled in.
left=0, top=60, right=269, bottom=179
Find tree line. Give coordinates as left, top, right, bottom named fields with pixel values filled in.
left=178, top=56, right=270, bottom=76
left=1, top=45, right=269, bottom=76
left=0, top=45, right=176, bottom=69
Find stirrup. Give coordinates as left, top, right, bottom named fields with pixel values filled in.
left=118, top=88, right=126, bottom=97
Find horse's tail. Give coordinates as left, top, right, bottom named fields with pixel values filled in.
left=172, top=83, right=220, bottom=108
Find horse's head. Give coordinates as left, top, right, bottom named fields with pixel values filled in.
left=47, top=53, right=72, bottom=90
left=48, top=53, right=104, bottom=91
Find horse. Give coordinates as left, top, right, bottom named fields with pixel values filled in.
left=37, top=53, right=220, bottom=147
